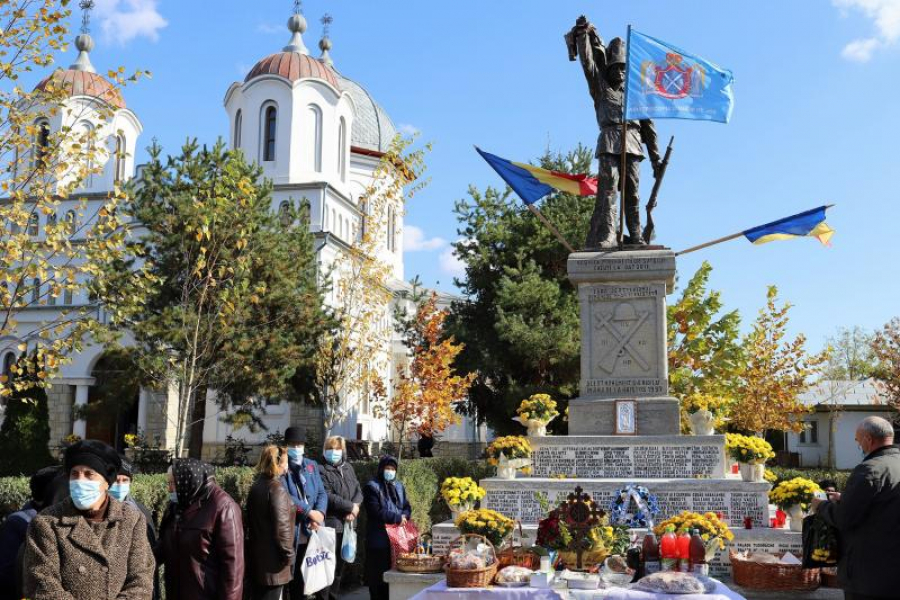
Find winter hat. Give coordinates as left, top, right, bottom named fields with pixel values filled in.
left=64, top=440, right=121, bottom=485
left=284, top=427, right=307, bottom=445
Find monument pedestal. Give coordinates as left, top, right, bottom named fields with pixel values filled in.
left=567, top=249, right=679, bottom=435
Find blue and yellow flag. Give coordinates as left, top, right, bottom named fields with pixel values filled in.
left=625, top=28, right=734, bottom=123
left=743, top=206, right=834, bottom=246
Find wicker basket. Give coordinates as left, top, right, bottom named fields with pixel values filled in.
left=821, top=567, right=839, bottom=588
left=730, top=551, right=821, bottom=591
left=445, top=534, right=499, bottom=588
left=497, top=521, right=540, bottom=570
left=396, top=553, right=447, bottom=574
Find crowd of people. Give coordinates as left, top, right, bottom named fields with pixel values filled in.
left=0, top=426, right=411, bottom=600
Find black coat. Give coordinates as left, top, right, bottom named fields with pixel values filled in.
left=817, top=445, right=900, bottom=598
left=318, top=460, right=363, bottom=533
left=363, top=456, right=411, bottom=550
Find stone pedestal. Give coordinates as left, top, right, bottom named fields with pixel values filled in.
left=568, top=249, right=679, bottom=435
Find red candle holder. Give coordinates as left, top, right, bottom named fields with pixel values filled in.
left=743, top=516, right=753, bottom=530
left=731, top=464, right=740, bottom=475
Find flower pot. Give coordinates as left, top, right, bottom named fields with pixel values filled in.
left=689, top=409, right=716, bottom=436
left=497, top=464, right=518, bottom=479
left=786, top=504, right=805, bottom=532
left=449, top=502, right=474, bottom=520
left=739, top=462, right=765, bottom=483
left=512, top=416, right=554, bottom=437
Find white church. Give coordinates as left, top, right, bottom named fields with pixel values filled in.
left=0, top=7, right=485, bottom=460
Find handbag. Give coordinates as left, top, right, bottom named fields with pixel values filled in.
left=342, top=520, right=358, bottom=563
left=385, top=519, right=419, bottom=569
left=301, top=526, right=337, bottom=595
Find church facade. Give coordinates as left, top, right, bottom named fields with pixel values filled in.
left=0, top=8, right=485, bottom=460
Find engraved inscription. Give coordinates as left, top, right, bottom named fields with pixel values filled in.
left=585, top=378, right=666, bottom=396
left=588, top=285, right=661, bottom=300
left=577, top=257, right=671, bottom=272
left=531, top=442, right=723, bottom=478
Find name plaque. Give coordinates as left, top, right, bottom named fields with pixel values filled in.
left=531, top=442, right=724, bottom=479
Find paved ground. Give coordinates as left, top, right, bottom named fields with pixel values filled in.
left=337, top=587, right=369, bottom=599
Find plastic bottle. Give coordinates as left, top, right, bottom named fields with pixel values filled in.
left=642, top=532, right=662, bottom=576
left=689, top=529, right=709, bottom=576
left=677, top=530, right=692, bottom=572
left=660, top=526, right=678, bottom=572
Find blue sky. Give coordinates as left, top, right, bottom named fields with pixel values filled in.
left=38, top=0, right=900, bottom=351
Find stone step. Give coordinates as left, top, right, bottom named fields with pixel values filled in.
left=529, top=435, right=725, bottom=479
left=481, top=477, right=771, bottom=528
left=431, top=521, right=804, bottom=580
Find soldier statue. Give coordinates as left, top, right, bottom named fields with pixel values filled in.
left=567, top=16, right=662, bottom=249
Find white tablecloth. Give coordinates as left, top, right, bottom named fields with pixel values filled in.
left=409, top=579, right=746, bottom=600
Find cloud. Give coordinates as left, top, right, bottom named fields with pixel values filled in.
left=404, top=225, right=446, bottom=252
left=256, top=23, right=284, bottom=35
left=439, top=246, right=465, bottom=278
left=93, top=0, right=167, bottom=45
left=834, top=0, right=900, bottom=62
left=397, top=123, right=421, bottom=137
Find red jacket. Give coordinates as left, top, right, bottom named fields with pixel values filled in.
left=157, top=484, right=244, bottom=600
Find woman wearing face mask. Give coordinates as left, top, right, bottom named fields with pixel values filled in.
left=22, top=440, right=155, bottom=599
left=317, top=436, right=363, bottom=600
left=157, top=458, right=245, bottom=600
left=111, top=458, right=160, bottom=600
left=246, top=445, right=295, bottom=600
left=363, top=456, right=411, bottom=600
left=280, top=427, right=328, bottom=599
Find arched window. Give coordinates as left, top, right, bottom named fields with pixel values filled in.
left=305, top=105, right=323, bottom=172
left=338, top=117, right=347, bottom=181
left=28, top=213, right=39, bottom=236
left=63, top=284, right=73, bottom=305
left=34, top=119, right=50, bottom=168
left=48, top=280, right=57, bottom=306
left=65, top=210, right=77, bottom=234
left=47, top=212, right=58, bottom=230
left=76, top=121, right=95, bottom=187
left=263, top=105, right=277, bottom=162
left=114, top=134, right=127, bottom=184
left=331, top=209, right=336, bottom=233
left=386, top=206, right=394, bottom=251
left=338, top=214, right=344, bottom=239
left=31, top=278, right=40, bottom=304
left=324, top=204, right=330, bottom=230
left=234, top=110, right=243, bottom=149
left=278, top=201, right=292, bottom=227
left=2, top=352, right=16, bottom=380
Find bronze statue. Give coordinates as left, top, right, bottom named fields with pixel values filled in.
left=568, top=16, right=662, bottom=249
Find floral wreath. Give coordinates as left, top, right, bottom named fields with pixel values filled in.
left=609, top=484, right=660, bottom=529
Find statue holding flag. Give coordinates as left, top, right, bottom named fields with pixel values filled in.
left=568, top=15, right=662, bottom=249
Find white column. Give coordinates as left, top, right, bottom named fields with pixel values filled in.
left=137, top=388, right=149, bottom=434
left=72, top=384, right=89, bottom=438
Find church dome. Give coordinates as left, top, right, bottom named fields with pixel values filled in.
left=33, top=34, right=125, bottom=109
left=246, top=52, right=341, bottom=90
left=336, top=73, right=397, bottom=154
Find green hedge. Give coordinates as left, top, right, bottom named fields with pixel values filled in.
left=0, top=457, right=494, bottom=588
left=769, top=466, right=852, bottom=490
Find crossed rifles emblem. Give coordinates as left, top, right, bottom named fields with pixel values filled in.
left=594, top=303, right=651, bottom=374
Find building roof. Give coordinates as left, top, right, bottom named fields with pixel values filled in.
left=336, top=73, right=398, bottom=154
left=245, top=51, right=341, bottom=89
left=799, top=379, right=891, bottom=408
left=33, top=33, right=125, bottom=109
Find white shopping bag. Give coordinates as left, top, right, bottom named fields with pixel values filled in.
left=302, top=526, right=337, bottom=595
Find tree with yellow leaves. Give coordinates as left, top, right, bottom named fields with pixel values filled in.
left=390, top=291, right=474, bottom=457
left=0, top=0, right=147, bottom=398
left=730, top=286, right=827, bottom=435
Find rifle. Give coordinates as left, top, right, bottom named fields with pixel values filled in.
left=642, top=136, right=674, bottom=244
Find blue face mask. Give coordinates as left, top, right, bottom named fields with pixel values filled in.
left=109, top=482, right=130, bottom=502
left=169, top=491, right=178, bottom=504
left=70, top=479, right=104, bottom=510
left=383, top=469, right=396, bottom=482
left=324, top=449, right=343, bottom=464
left=287, top=447, right=304, bottom=463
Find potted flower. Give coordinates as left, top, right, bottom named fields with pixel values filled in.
left=654, top=511, right=734, bottom=562
left=455, top=508, right=516, bottom=548
left=769, top=477, right=821, bottom=532
left=513, top=394, right=560, bottom=437
left=441, top=477, right=486, bottom=519
left=486, top=436, right=532, bottom=479
left=725, top=433, right=775, bottom=482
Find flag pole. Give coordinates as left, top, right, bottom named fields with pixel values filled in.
left=619, top=25, right=632, bottom=249
left=527, top=204, right=576, bottom=253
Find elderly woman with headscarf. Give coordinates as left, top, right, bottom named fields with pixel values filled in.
left=156, top=458, right=245, bottom=600
left=22, top=440, right=155, bottom=599
left=363, top=456, right=411, bottom=600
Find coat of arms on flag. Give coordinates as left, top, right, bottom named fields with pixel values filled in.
left=639, top=52, right=706, bottom=100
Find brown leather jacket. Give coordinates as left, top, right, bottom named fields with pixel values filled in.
left=157, top=483, right=244, bottom=600
left=245, top=475, right=296, bottom=586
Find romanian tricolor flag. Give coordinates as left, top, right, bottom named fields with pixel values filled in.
left=475, top=147, right=598, bottom=205
left=743, top=206, right=835, bottom=246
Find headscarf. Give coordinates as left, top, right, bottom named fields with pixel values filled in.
left=377, top=455, right=401, bottom=506
left=172, top=458, right=214, bottom=510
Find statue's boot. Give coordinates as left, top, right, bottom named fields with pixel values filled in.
left=626, top=209, right=646, bottom=246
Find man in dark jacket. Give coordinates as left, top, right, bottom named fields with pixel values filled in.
left=813, top=416, right=900, bottom=600
left=0, top=466, right=57, bottom=600
left=281, top=426, right=328, bottom=599
left=319, top=435, right=363, bottom=600
left=363, top=456, right=412, bottom=600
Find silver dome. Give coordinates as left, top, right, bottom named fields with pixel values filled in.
left=336, top=73, right=398, bottom=154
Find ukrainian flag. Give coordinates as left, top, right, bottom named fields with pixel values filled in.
left=475, top=147, right=598, bottom=205
left=743, top=206, right=834, bottom=246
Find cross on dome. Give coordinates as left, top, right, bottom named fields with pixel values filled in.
left=72, top=0, right=96, bottom=72
left=319, top=14, right=334, bottom=66
left=283, top=0, right=309, bottom=54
